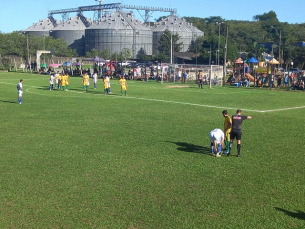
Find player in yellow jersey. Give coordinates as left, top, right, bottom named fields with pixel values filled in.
left=222, top=110, right=232, bottom=154
left=119, top=76, right=128, bottom=96
left=61, top=74, right=66, bottom=91
left=57, top=73, right=62, bottom=90
left=65, top=73, right=69, bottom=90
left=103, top=75, right=110, bottom=94
left=82, top=73, right=89, bottom=91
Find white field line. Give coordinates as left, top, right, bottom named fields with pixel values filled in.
left=1, top=81, right=305, bottom=113
left=259, top=106, right=305, bottom=113
left=0, top=78, right=45, bottom=81
left=115, top=95, right=261, bottom=112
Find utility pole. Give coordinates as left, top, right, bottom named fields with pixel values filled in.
left=209, top=44, right=212, bottom=66
left=223, top=25, right=228, bottom=86
left=170, top=34, right=173, bottom=64
left=279, top=30, right=282, bottom=67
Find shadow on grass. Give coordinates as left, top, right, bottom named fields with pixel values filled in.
left=0, top=100, right=17, bottom=104
left=275, top=207, right=305, bottom=220
left=37, top=86, right=50, bottom=90
left=167, top=141, right=212, bottom=156
left=37, top=87, right=118, bottom=96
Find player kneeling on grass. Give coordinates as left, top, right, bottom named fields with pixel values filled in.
left=209, top=128, right=224, bottom=157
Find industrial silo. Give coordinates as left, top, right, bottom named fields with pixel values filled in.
left=24, top=16, right=58, bottom=36
left=85, top=11, right=152, bottom=59
left=152, top=15, right=204, bottom=55
left=50, top=14, right=92, bottom=56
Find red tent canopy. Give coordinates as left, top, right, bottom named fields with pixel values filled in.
left=234, top=57, right=243, bottom=64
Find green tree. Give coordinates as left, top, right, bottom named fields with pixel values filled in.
left=99, top=48, right=111, bottom=60
left=120, top=48, right=132, bottom=61
left=253, top=11, right=279, bottom=22
left=158, top=29, right=182, bottom=62
left=85, top=49, right=99, bottom=58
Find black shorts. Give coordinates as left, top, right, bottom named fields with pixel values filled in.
left=230, top=130, right=242, bottom=140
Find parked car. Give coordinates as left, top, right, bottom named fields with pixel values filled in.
left=226, top=69, right=233, bottom=74
left=284, top=68, right=302, bottom=75
left=118, top=61, right=136, bottom=68
left=275, top=67, right=285, bottom=73
left=290, top=68, right=301, bottom=74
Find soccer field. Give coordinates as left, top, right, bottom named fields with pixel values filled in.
left=0, top=72, right=304, bottom=228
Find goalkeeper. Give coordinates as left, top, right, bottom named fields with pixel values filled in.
left=222, top=110, right=232, bottom=154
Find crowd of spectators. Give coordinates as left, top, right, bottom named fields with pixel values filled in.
left=227, top=70, right=305, bottom=90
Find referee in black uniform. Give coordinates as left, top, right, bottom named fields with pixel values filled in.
left=227, top=109, right=252, bottom=157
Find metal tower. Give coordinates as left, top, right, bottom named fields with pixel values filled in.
left=48, top=2, right=177, bottom=23
left=95, top=0, right=103, bottom=21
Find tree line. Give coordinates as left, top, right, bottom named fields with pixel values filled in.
left=185, top=11, right=305, bottom=69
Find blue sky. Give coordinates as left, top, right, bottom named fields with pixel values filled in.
left=1, top=0, right=304, bottom=33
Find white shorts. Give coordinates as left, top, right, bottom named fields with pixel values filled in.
left=18, top=90, right=23, bottom=97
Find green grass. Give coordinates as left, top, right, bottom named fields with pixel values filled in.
left=0, top=72, right=304, bottom=228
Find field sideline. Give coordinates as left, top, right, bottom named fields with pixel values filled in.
left=0, top=72, right=304, bottom=228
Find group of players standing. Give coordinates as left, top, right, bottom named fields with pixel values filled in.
left=209, top=109, right=252, bottom=157
left=49, top=72, right=70, bottom=91
left=49, top=72, right=128, bottom=96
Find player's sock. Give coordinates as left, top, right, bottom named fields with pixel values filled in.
left=18, top=97, right=21, bottom=103
left=237, top=144, right=241, bottom=155
left=228, top=142, right=232, bottom=153
left=66, top=85, right=69, bottom=89
left=210, top=143, right=214, bottom=154
left=125, top=91, right=127, bottom=96
left=226, top=140, right=230, bottom=151
left=217, top=144, right=222, bottom=153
